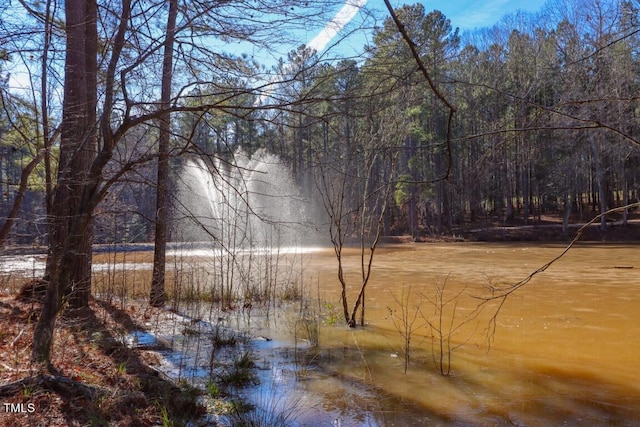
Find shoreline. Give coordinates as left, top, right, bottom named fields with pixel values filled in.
left=0, top=219, right=640, bottom=256
left=2, top=221, right=639, bottom=257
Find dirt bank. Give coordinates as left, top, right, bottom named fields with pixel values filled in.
left=465, top=220, right=640, bottom=242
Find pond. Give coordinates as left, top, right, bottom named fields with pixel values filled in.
left=249, top=242, right=640, bottom=426
left=3, top=242, right=639, bottom=425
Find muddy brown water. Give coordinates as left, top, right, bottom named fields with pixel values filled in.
left=4, top=242, right=638, bottom=425
left=274, top=242, right=640, bottom=426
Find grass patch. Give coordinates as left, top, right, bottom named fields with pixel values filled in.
left=211, top=327, right=237, bottom=347
left=219, top=351, right=258, bottom=388
left=224, top=381, right=305, bottom=427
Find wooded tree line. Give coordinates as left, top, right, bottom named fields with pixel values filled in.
left=2, top=0, right=639, bottom=248
left=273, top=0, right=640, bottom=238
left=1, top=0, right=639, bottom=359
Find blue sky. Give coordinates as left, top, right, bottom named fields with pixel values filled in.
left=6, top=0, right=550, bottom=93
left=296, top=0, right=550, bottom=62
left=368, top=0, right=548, bottom=31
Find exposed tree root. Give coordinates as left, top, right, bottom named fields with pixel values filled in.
left=0, top=373, right=99, bottom=399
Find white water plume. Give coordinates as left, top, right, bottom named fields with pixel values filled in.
left=174, top=149, right=318, bottom=248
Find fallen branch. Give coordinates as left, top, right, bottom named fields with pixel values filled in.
left=0, top=373, right=100, bottom=399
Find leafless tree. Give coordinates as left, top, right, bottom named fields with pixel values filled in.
left=387, top=285, right=424, bottom=373
left=26, top=0, right=354, bottom=365
left=315, top=102, right=405, bottom=327
left=149, top=0, right=178, bottom=308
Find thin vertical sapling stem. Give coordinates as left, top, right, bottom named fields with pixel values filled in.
left=421, top=276, right=481, bottom=376
left=387, top=285, right=424, bottom=373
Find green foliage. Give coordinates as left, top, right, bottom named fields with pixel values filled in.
left=22, top=384, right=34, bottom=398
left=394, top=174, right=413, bottom=206
left=205, top=381, right=221, bottom=398
left=234, top=351, right=256, bottom=370
left=211, top=327, right=237, bottom=348
left=219, top=351, right=258, bottom=387
left=322, top=302, right=339, bottom=326
left=2, top=0, right=640, bottom=250
left=116, top=362, right=127, bottom=376
left=160, top=406, right=174, bottom=427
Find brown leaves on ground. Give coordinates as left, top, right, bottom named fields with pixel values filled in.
left=0, top=291, right=204, bottom=426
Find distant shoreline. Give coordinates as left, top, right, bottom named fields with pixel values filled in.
left=461, top=220, right=640, bottom=243
left=2, top=222, right=639, bottom=258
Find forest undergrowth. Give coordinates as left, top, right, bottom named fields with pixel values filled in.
left=0, top=291, right=223, bottom=426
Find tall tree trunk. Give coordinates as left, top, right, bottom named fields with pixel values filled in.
left=562, top=194, right=572, bottom=237
left=622, top=167, right=629, bottom=225
left=150, top=0, right=178, bottom=308
left=68, top=0, right=98, bottom=309
left=523, top=159, right=530, bottom=224
left=590, top=137, right=607, bottom=231
left=32, top=0, right=97, bottom=365
left=61, top=0, right=97, bottom=310
left=41, top=0, right=97, bottom=310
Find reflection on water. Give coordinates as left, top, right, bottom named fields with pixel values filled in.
left=295, top=243, right=640, bottom=426
left=166, top=245, right=326, bottom=258
left=0, top=244, right=323, bottom=277
left=0, top=256, right=153, bottom=275
left=0, top=255, right=46, bottom=275
left=3, top=242, right=640, bottom=425
left=170, top=242, right=636, bottom=425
